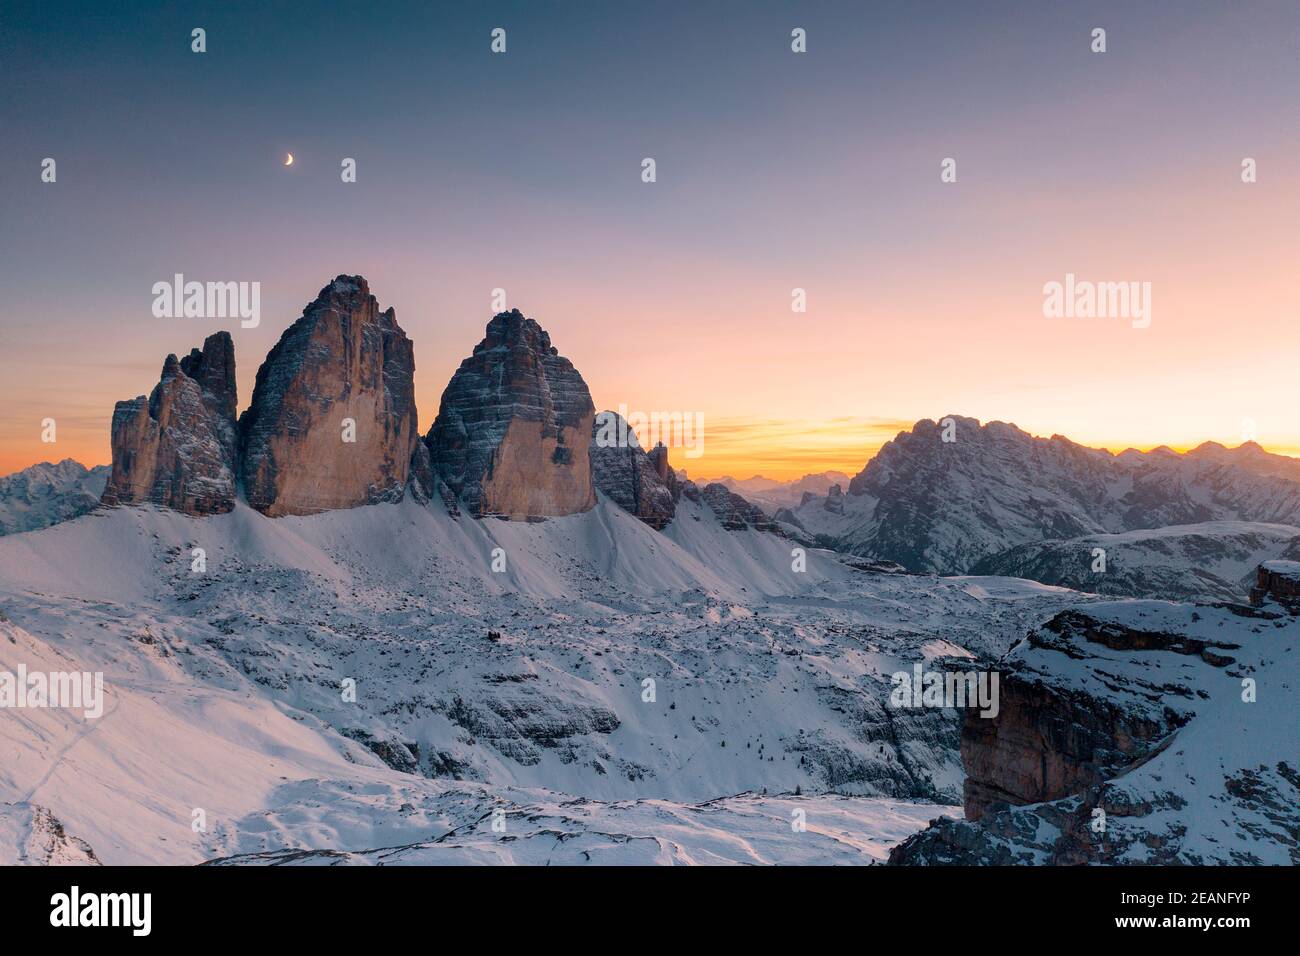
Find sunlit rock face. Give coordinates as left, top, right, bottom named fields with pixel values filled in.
left=426, top=309, right=596, bottom=520
left=101, top=332, right=238, bottom=515
left=238, top=276, right=418, bottom=517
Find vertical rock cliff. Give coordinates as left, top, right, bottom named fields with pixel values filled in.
left=1250, top=560, right=1300, bottom=611
left=889, top=591, right=1298, bottom=864
left=100, top=332, right=238, bottom=515
left=700, top=483, right=782, bottom=532
left=238, top=276, right=418, bottom=517
left=426, top=309, right=596, bottom=519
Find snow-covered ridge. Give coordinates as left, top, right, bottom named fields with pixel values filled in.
left=970, top=520, right=1300, bottom=603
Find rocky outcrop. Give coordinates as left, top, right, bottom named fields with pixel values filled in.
left=441, top=687, right=621, bottom=769
left=960, top=658, right=1169, bottom=822
left=238, top=276, right=418, bottom=517
left=180, top=334, right=238, bottom=436
left=101, top=332, right=238, bottom=515
left=700, top=482, right=781, bottom=532
left=590, top=412, right=677, bottom=529
left=1249, top=559, right=1300, bottom=612
left=406, top=441, right=460, bottom=517
left=890, top=759, right=1300, bottom=865
left=647, top=443, right=675, bottom=489
left=891, top=590, right=1299, bottom=864
left=961, top=604, right=1255, bottom=821
left=0, top=803, right=101, bottom=865
left=772, top=506, right=805, bottom=531
left=425, top=309, right=596, bottom=520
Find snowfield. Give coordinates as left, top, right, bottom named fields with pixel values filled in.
left=0, top=495, right=1082, bottom=865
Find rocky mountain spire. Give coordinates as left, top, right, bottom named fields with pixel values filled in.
left=426, top=309, right=596, bottom=519
left=180, top=332, right=238, bottom=424
left=100, top=332, right=238, bottom=515
left=238, top=275, right=418, bottom=517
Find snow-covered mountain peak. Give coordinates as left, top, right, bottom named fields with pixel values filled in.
left=791, top=415, right=1300, bottom=582
left=0, top=459, right=109, bottom=536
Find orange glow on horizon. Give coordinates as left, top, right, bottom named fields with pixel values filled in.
left=7, top=421, right=1298, bottom=487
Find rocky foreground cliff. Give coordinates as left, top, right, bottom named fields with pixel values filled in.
left=890, top=564, right=1300, bottom=865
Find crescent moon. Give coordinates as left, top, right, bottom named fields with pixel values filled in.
left=284, top=153, right=294, bottom=166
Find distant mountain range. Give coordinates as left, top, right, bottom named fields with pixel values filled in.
left=0, top=459, right=108, bottom=535
left=707, top=471, right=852, bottom=512
left=783, top=415, right=1300, bottom=601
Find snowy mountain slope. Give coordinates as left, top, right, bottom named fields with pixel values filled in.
left=0, top=492, right=848, bottom=606
left=970, top=521, right=1300, bottom=603
left=0, top=495, right=1090, bottom=864
left=0, top=602, right=957, bottom=867
left=793, top=416, right=1300, bottom=575
left=0, top=614, right=396, bottom=865
left=0, top=460, right=108, bottom=536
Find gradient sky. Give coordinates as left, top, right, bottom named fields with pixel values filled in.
left=3, top=0, right=1298, bottom=480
